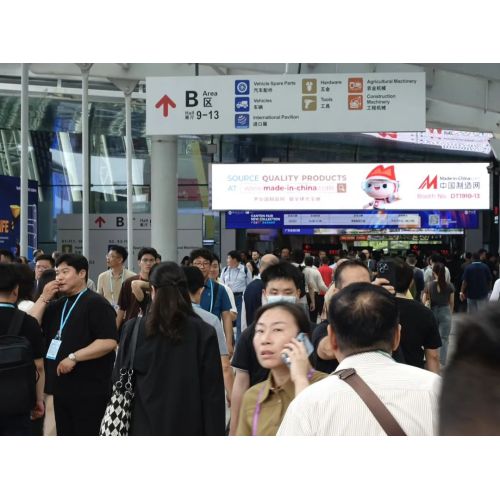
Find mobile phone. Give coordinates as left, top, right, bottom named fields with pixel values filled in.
left=376, top=260, right=396, bottom=287
left=281, top=332, right=314, bottom=367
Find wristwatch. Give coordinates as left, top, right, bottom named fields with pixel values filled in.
left=68, top=353, right=78, bottom=362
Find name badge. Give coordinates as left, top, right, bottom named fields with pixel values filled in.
left=46, top=339, right=62, bottom=360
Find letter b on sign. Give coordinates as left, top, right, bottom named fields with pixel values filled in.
left=116, top=217, right=125, bottom=227
left=186, top=91, right=198, bottom=107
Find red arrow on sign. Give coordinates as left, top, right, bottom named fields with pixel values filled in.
left=95, top=216, right=106, bottom=228
left=155, top=95, right=176, bottom=117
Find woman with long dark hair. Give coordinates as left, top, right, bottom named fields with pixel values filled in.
left=422, top=262, right=455, bottom=366
left=128, top=262, right=226, bottom=435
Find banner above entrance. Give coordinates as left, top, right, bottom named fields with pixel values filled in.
left=146, top=73, right=425, bottom=135
left=211, top=163, right=490, bottom=211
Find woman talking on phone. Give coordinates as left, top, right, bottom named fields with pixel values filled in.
left=236, top=302, right=326, bottom=436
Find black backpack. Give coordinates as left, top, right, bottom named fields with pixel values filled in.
left=0, top=308, right=37, bottom=416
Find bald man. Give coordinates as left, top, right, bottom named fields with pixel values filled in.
left=240, top=253, right=280, bottom=331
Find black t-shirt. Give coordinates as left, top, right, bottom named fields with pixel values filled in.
left=42, top=290, right=118, bottom=396
left=0, top=304, right=43, bottom=359
left=395, top=297, right=442, bottom=369
left=311, top=320, right=339, bottom=374
left=231, top=323, right=269, bottom=387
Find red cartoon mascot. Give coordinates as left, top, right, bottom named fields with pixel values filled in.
left=362, top=165, right=400, bottom=209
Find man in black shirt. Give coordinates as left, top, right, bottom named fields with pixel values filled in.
left=0, top=263, right=45, bottom=435
left=40, top=254, right=118, bottom=436
left=394, top=258, right=441, bottom=373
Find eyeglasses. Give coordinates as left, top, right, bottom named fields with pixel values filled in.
left=140, top=258, right=156, bottom=264
left=192, top=260, right=210, bottom=267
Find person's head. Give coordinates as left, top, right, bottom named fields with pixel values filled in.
left=432, top=262, right=447, bottom=291
left=361, top=249, right=370, bottom=259
left=472, top=251, right=481, bottom=262
left=51, top=251, right=61, bottom=262
left=318, top=250, right=327, bottom=260
left=248, top=259, right=259, bottom=277
left=106, top=245, right=128, bottom=269
left=406, top=253, right=417, bottom=267
left=320, top=255, right=330, bottom=266
left=333, top=260, right=371, bottom=290
left=34, top=268, right=58, bottom=301
left=226, top=250, right=240, bottom=268
left=180, top=255, right=191, bottom=267
left=146, top=262, right=194, bottom=343
left=280, top=247, right=291, bottom=261
left=260, top=262, right=302, bottom=304
left=18, top=256, right=29, bottom=265
left=190, top=248, right=214, bottom=281
left=304, top=255, right=314, bottom=267
left=0, top=263, right=18, bottom=301
left=239, top=251, right=249, bottom=263
left=291, top=248, right=304, bottom=265
left=137, top=247, right=158, bottom=278
left=464, top=251, right=472, bottom=261
left=156, top=254, right=162, bottom=264
left=34, top=254, right=55, bottom=280
left=253, top=302, right=312, bottom=371
left=0, top=249, right=15, bottom=263
left=13, top=263, right=35, bottom=303
left=251, top=250, right=261, bottom=262
left=394, top=258, right=414, bottom=294
left=209, top=254, right=221, bottom=281
left=327, top=282, right=400, bottom=360
left=33, top=249, right=44, bottom=259
left=439, top=305, right=500, bottom=435
left=429, top=253, right=444, bottom=265
left=478, top=248, right=487, bottom=261
left=183, top=265, right=205, bottom=303
left=257, top=254, right=279, bottom=275
left=55, top=254, right=89, bottom=296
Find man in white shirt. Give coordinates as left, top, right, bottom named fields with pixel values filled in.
left=278, top=282, right=441, bottom=436
left=220, top=250, right=253, bottom=343
left=303, top=255, right=328, bottom=323
left=96, top=245, right=135, bottom=310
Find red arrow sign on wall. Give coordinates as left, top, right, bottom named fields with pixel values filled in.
left=95, top=216, right=106, bottom=228
left=155, top=95, right=176, bottom=117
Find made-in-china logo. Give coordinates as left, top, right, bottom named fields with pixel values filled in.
left=419, top=175, right=438, bottom=189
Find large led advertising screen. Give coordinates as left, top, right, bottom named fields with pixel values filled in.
left=211, top=163, right=490, bottom=210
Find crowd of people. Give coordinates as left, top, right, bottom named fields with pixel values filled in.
left=0, top=244, right=499, bottom=436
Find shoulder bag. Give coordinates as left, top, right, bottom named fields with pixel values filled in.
left=334, top=367, right=406, bottom=436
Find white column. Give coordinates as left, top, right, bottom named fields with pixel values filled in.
left=79, top=64, right=92, bottom=258
left=151, top=135, right=177, bottom=260
left=125, top=92, right=134, bottom=263
left=20, top=63, right=29, bottom=258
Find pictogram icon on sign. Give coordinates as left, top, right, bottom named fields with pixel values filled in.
left=95, top=216, right=106, bottom=228
left=155, top=95, right=177, bottom=117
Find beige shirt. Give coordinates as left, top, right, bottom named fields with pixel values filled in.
left=236, top=370, right=327, bottom=436
left=97, top=268, right=136, bottom=306
left=277, top=351, right=441, bottom=436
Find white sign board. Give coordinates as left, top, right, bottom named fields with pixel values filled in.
left=146, top=73, right=425, bottom=135
left=211, top=163, right=490, bottom=211
left=57, top=213, right=203, bottom=280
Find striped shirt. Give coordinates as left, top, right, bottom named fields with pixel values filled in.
left=277, top=351, right=441, bottom=436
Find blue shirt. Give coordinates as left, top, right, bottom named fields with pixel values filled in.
left=200, top=279, right=232, bottom=319
left=462, top=261, right=492, bottom=299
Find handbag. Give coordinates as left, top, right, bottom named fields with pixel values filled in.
left=100, top=317, right=141, bottom=436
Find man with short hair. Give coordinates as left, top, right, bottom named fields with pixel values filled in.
left=229, top=261, right=304, bottom=435
left=220, top=250, right=253, bottom=343
left=184, top=266, right=234, bottom=404
left=97, top=245, right=135, bottom=309
left=190, top=248, right=234, bottom=356
left=38, top=254, right=118, bottom=435
left=251, top=250, right=261, bottom=270
left=303, top=255, right=328, bottom=323
left=241, top=253, right=279, bottom=331
left=34, top=254, right=55, bottom=295
left=439, top=304, right=500, bottom=435
left=394, top=258, right=441, bottom=373
left=280, top=247, right=291, bottom=261
left=278, top=282, right=441, bottom=436
left=0, top=249, right=15, bottom=263
left=0, top=263, right=45, bottom=435
left=116, top=247, right=158, bottom=330
left=460, top=251, right=492, bottom=312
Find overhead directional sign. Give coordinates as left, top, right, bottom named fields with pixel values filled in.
left=146, top=73, right=426, bottom=135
